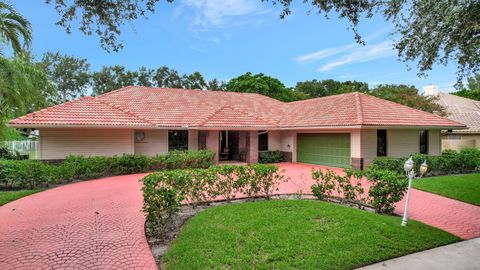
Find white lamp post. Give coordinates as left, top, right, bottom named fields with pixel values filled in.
left=401, top=157, right=428, bottom=226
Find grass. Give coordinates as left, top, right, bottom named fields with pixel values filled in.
left=0, top=189, right=44, bottom=206
left=413, top=173, right=480, bottom=206
left=163, top=200, right=459, bottom=270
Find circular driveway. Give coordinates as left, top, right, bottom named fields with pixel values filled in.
left=0, top=174, right=156, bottom=270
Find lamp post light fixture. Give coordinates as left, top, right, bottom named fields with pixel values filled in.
left=401, top=157, right=428, bottom=226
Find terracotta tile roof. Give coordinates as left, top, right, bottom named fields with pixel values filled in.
left=9, top=96, right=155, bottom=128
left=436, top=93, right=480, bottom=133
left=9, top=87, right=465, bottom=129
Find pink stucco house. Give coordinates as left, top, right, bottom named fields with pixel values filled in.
left=8, top=86, right=465, bottom=169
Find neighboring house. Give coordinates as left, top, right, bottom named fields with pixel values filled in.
left=424, top=85, right=480, bottom=151
left=8, top=86, right=464, bottom=169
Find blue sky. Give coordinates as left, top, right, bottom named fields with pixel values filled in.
left=16, top=0, right=459, bottom=92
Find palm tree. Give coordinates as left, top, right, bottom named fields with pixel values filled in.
left=0, top=1, right=31, bottom=54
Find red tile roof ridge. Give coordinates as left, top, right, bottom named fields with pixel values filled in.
left=286, top=91, right=358, bottom=105
left=195, top=104, right=277, bottom=127
left=95, top=85, right=136, bottom=98
left=94, top=98, right=156, bottom=127
left=194, top=104, right=227, bottom=127
left=354, top=92, right=364, bottom=125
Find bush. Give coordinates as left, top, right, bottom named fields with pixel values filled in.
left=310, top=168, right=406, bottom=214
left=365, top=169, right=407, bottom=214
left=368, top=148, right=480, bottom=176
left=141, top=164, right=287, bottom=235
left=311, top=169, right=337, bottom=200
left=258, top=150, right=284, bottom=163
left=0, top=146, right=21, bottom=160
left=311, top=169, right=364, bottom=202
left=0, top=150, right=215, bottom=189
left=0, top=160, right=59, bottom=189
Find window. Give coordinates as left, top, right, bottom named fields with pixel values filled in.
left=377, top=130, right=387, bottom=156
left=419, top=130, right=429, bottom=154
left=446, top=134, right=462, bottom=140
left=168, top=130, right=188, bottom=151
left=258, top=131, right=268, bottom=151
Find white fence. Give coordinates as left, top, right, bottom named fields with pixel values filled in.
left=1, top=140, right=39, bottom=159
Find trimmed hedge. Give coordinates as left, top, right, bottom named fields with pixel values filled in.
left=141, top=164, right=287, bottom=235
left=368, top=148, right=480, bottom=176
left=0, top=150, right=215, bottom=189
left=311, top=168, right=407, bottom=214
left=258, top=150, right=284, bottom=163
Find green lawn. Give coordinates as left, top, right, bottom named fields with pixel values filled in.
left=0, top=189, right=44, bottom=206
left=413, top=174, right=480, bottom=206
left=163, top=200, right=459, bottom=270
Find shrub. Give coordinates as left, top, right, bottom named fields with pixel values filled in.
left=0, top=146, right=20, bottom=160
left=61, top=156, right=113, bottom=180
left=141, top=164, right=287, bottom=235
left=368, top=148, right=480, bottom=176
left=141, top=172, right=186, bottom=234
left=258, top=150, right=284, bottom=163
left=0, top=160, right=58, bottom=189
left=211, top=165, right=243, bottom=202
left=311, top=169, right=365, bottom=202
left=0, top=150, right=216, bottom=190
left=365, top=169, right=407, bottom=214
left=310, top=168, right=405, bottom=214
left=311, top=169, right=337, bottom=200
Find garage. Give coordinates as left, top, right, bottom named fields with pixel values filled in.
left=296, top=133, right=351, bottom=168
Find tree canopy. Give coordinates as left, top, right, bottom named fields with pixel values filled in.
left=43, top=0, right=479, bottom=85
left=226, top=72, right=308, bottom=102
left=295, top=79, right=368, bottom=98
left=39, top=51, right=91, bottom=103
left=0, top=1, right=31, bottom=54
left=452, top=73, right=480, bottom=101
left=369, top=84, right=447, bottom=116
left=0, top=54, right=53, bottom=138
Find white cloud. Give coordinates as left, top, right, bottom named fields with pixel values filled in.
left=295, top=43, right=358, bottom=63
left=317, top=41, right=395, bottom=72
left=182, top=0, right=263, bottom=28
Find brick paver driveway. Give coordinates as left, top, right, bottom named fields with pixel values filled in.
left=1, top=163, right=479, bottom=270
left=0, top=174, right=156, bottom=270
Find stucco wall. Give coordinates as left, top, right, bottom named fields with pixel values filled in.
left=386, top=129, right=420, bottom=158
left=267, top=131, right=282, bottom=150
left=40, top=128, right=134, bottom=160
left=134, top=130, right=168, bottom=156
left=360, top=129, right=377, bottom=165
left=442, top=134, right=479, bottom=151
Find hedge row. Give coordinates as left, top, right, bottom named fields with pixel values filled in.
left=368, top=148, right=480, bottom=176
left=141, top=164, right=287, bottom=235
left=0, top=150, right=215, bottom=189
left=258, top=150, right=285, bottom=163
left=311, top=168, right=407, bottom=214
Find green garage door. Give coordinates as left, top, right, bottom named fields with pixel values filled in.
left=297, top=133, right=351, bottom=168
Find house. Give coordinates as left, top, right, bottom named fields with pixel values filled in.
left=8, top=86, right=465, bottom=169
left=423, top=85, right=480, bottom=151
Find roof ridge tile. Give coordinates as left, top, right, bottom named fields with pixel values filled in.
left=94, top=98, right=156, bottom=127
left=354, top=92, right=364, bottom=125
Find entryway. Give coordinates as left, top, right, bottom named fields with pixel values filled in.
left=219, top=131, right=241, bottom=161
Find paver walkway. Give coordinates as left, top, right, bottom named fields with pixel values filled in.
left=356, top=237, right=480, bottom=270
left=0, top=174, right=156, bottom=270
left=0, top=163, right=479, bottom=270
